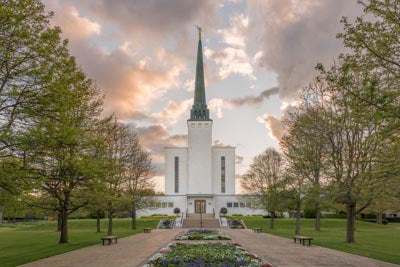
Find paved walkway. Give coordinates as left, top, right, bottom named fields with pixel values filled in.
left=20, top=229, right=181, bottom=267
left=20, top=228, right=399, bottom=267
left=222, top=229, right=399, bottom=267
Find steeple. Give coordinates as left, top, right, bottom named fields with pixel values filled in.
left=190, top=26, right=211, bottom=121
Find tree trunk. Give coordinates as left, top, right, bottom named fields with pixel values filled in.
left=96, top=210, right=101, bottom=233
left=295, top=200, right=301, bottom=235
left=57, top=211, right=62, bottom=231
left=346, top=202, right=356, bottom=243
left=59, top=192, right=70, bottom=244
left=269, top=211, right=275, bottom=230
left=131, top=207, right=137, bottom=230
left=315, top=201, right=321, bottom=231
left=0, top=207, right=3, bottom=224
left=107, top=210, right=113, bottom=236
left=376, top=211, right=382, bottom=224
left=59, top=207, right=69, bottom=244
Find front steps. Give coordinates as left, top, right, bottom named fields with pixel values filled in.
left=182, top=213, right=220, bottom=228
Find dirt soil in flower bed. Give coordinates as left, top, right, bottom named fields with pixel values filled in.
left=143, top=242, right=271, bottom=267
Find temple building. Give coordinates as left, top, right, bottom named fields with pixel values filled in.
left=138, top=29, right=266, bottom=218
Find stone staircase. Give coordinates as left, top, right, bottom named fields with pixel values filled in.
left=182, top=213, right=220, bottom=228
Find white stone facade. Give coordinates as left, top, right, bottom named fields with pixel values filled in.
left=137, top=33, right=267, bottom=218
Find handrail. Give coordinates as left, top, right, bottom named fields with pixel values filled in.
left=200, top=211, right=203, bottom=228
left=180, top=212, right=184, bottom=226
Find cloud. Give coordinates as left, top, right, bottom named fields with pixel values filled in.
left=134, top=124, right=187, bottom=177
left=213, top=140, right=234, bottom=148
left=229, top=87, right=279, bottom=106
left=257, top=102, right=297, bottom=141
left=44, top=2, right=187, bottom=121
left=77, top=0, right=221, bottom=51
left=235, top=155, right=244, bottom=164
left=45, top=2, right=101, bottom=38
left=257, top=114, right=285, bottom=141
left=209, top=87, right=279, bottom=118
left=204, top=13, right=256, bottom=80
left=152, top=98, right=193, bottom=125
left=205, top=47, right=255, bottom=80
left=218, top=14, right=249, bottom=48
left=248, top=0, right=361, bottom=98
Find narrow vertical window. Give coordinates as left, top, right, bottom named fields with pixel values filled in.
left=174, top=156, right=179, bottom=193
left=221, top=156, right=225, bottom=193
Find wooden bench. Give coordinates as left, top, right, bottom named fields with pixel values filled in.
left=144, top=228, right=152, bottom=233
left=253, top=228, right=263, bottom=233
left=293, top=235, right=313, bottom=246
left=101, top=236, right=118, bottom=245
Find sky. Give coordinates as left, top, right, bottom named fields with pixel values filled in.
left=43, top=0, right=362, bottom=191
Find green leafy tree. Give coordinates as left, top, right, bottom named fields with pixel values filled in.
left=280, top=102, right=326, bottom=231
left=241, top=148, right=284, bottom=229
left=24, top=44, right=105, bottom=243
left=0, top=0, right=63, bottom=155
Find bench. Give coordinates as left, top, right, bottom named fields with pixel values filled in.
left=293, top=235, right=313, bottom=246
left=101, top=236, right=118, bottom=245
left=144, top=228, right=152, bottom=233
left=253, top=228, right=263, bottom=233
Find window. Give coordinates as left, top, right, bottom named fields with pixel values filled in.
left=245, top=202, right=252, bottom=208
left=240, top=202, right=245, bottom=208
left=175, top=156, right=179, bottom=193
left=221, top=156, right=226, bottom=193
left=168, top=202, right=174, bottom=208
left=155, top=202, right=161, bottom=208
left=227, top=202, right=232, bottom=208
left=233, top=202, right=239, bottom=208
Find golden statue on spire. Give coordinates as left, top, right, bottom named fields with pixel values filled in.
left=195, top=25, right=202, bottom=40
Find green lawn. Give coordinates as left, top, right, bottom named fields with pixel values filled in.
left=0, top=218, right=159, bottom=267
left=243, top=218, right=400, bottom=264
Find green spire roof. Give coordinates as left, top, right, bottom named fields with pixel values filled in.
left=190, top=29, right=211, bottom=121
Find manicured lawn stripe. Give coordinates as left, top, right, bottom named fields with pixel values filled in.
left=243, top=219, right=400, bottom=265
left=0, top=218, right=159, bottom=267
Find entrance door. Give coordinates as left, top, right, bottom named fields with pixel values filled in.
left=194, top=200, right=206, bottom=213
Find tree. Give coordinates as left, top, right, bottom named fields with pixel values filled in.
left=100, top=121, right=132, bottom=236
left=241, top=148, right=284, bottom=229
left=0, top=0, right=63, bottom=156
left=338, top=0, right=400, bottom=121
left=280, top=101, right=326, bottom=231
left=123, top=131, right=155, bottom=230
left=315, top=63, right=390, bottom=243
left=24, top=48, right=105, bottom=243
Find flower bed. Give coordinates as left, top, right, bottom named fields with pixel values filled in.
left=144, top=242, right=271, bottom=267
left=158, top=219, right=175, bottom=229
left=228, top=219, right=245, bottom=229
left=175, top=229, right=231, bottom=240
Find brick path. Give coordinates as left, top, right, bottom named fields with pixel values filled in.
left=20, top=229, right=181, bottom=267
left=222, top=229, right=399, bottom=267
left=19, top=228, right=399, bottom=267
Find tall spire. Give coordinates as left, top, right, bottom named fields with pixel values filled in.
left=190, top=26, right=210, bottom=121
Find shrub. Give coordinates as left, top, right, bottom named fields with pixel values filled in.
left=173, top=207, right=180, bottom=214
left=387, top=217, right=400, bottom=223
left=303, top=208, right=316, bottom=219
left=220, top=207, right=227, bottom=215
left=321, top=213, right=346, bottom=219
left=359, top=219, right=389, bottom=225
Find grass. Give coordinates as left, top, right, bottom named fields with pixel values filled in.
left=243, top=218, right=400, bottom=265
left=0, top=218, right=159, bottom=267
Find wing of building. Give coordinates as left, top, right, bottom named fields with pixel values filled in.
left=137, top=32, right=266, bottom=219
